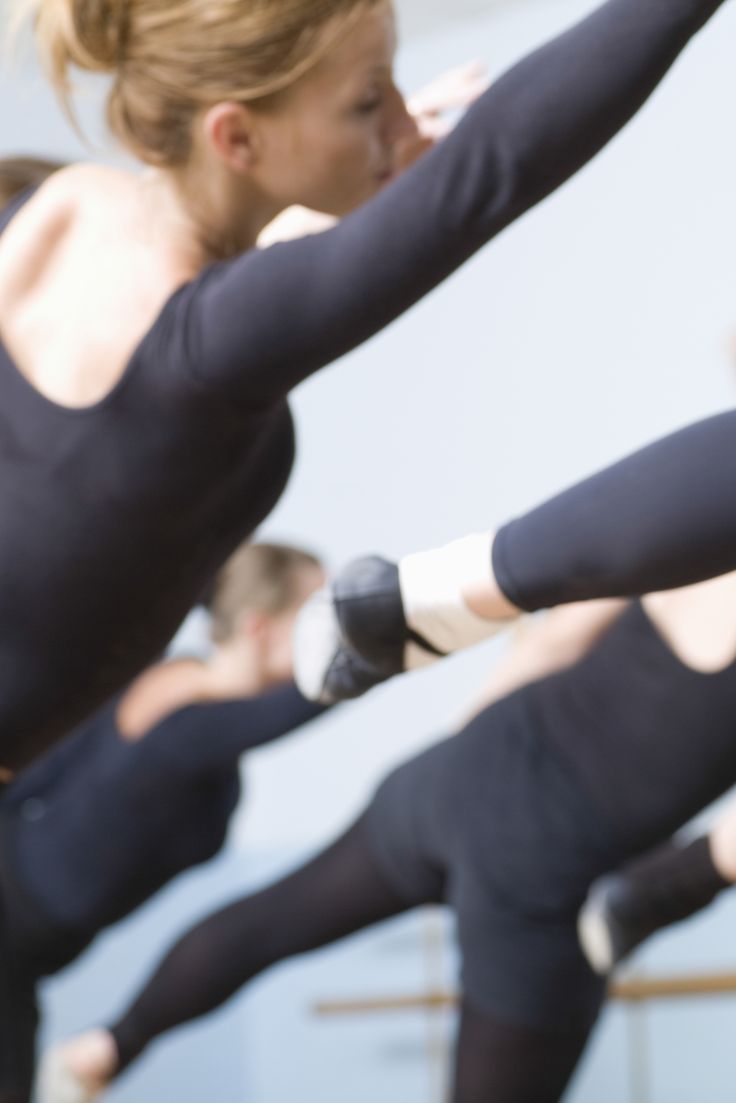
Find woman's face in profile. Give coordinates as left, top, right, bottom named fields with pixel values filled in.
left=245, top=2, right=417, bottom=217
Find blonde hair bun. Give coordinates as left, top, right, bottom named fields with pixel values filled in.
left=9, top=0, right=382, bottom=165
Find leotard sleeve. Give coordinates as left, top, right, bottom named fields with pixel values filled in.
left=142, top=682, right=327, bottom=775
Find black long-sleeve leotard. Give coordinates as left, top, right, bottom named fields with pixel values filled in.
left=0, top=0, right=722, bottom=768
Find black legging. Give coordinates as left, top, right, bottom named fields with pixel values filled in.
left=493, top=410, right=736, bottom=610
left=452, top=1002, right=593, bottom=1103
left=110, top=823, right=593, bottom=1103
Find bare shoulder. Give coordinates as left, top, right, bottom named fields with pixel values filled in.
left=2, top=163, right=136, bottom=234
left=0, top=164, right=85, bottom=275
left=2, top=162, right=97, bottom=227
left=42, top=162, right=133, bottom=198
left=117, top=658, right=210, bottom=742
left=0, top=163, right=137, bottom=301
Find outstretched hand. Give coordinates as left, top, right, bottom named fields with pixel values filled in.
left=394, top=60, right=490, bottom=173
left=410, top=60, right=490, bottom=138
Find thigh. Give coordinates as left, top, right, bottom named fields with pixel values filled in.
left=456, top=899, right=606, bottom=1030
left=360, top=759, right=450, bottom=908
left=451, top=997, right=598, bottom=1103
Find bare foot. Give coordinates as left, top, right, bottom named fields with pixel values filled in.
left=38, top=1030, right=118, bottom=1103
left=711, top=813, right=736, bottom=885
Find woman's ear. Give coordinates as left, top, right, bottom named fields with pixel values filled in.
left=202, top=102, right=259, bottom=172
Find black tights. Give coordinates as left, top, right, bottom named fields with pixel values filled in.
left=453, top=1000, right=594, bottom=1103
left=111, top=822, right=596, bottom=1102
left=112, top=821, right=414, bottom=1068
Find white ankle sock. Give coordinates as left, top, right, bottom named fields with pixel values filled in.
left=399, top=533, right=500, bottom=661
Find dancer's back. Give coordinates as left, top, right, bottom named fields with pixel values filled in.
left=0, top=168, right=191, bottom=407
left=538, top=574, right=736, bottom=849
left=0, top=188, right=295, bottom=768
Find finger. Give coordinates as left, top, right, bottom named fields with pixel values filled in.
left=408, top=61, right=490, bottom=116
left=416, top=117, right=453, bottom=142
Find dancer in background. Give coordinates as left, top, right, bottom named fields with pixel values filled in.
left=0, top=542, right=327, bottom=1103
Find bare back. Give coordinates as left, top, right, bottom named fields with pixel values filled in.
left=644, top=571, right=736, bottom=673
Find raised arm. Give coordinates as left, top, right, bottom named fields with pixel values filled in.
left=145, top=682, right=327, bottom=776
left=459, top=599, right=627, bottom=725
left=185, top=0, right=725, bottom=403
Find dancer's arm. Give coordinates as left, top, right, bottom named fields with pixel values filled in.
left=146, top=682, right=326, bottom=774
left=186, top=0, right=724, bottom=403
left=461, top=599, right=627, bottom=722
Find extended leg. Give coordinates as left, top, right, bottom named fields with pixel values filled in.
left=297, top=412, right=736, bottom=703
left=580, top=828, right=732, bottom=973
left=42, top=820, right=424, bottom=1097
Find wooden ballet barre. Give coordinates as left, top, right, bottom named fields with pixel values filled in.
left=313, top=972, right=736, bottom=1016
left=612, top=971, right=736, bottom=1002
left=314, top=991, right=457, bottom=1016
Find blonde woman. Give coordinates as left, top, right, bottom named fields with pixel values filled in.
left=0, top=0, right=723, bottom=772
left=0, top=541, right=327, bottom=1103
